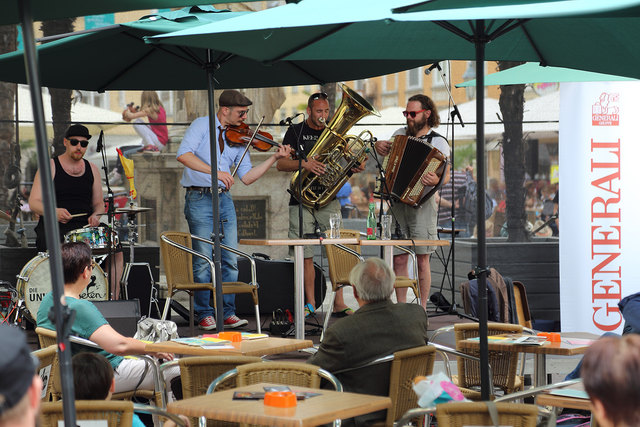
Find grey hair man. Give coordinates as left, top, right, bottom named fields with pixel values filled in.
left=308, top=258, right=428, bottom=425
left=0, top=325, right=42, bottom=427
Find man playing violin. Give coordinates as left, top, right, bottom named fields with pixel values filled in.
left=29, top=123, right=124, bottom=299
left=374, top=94, right=450, bottom=309
left=177, top=89, right=291, bottom=330
left=276, top=92, right=363, bottom=318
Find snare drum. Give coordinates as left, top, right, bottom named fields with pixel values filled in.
left=16, top=253, right=108, bottom=322
left=64, top=226, right=119, bottom=253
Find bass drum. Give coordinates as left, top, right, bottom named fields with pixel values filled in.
left=16, top=253, right=108, bottom=323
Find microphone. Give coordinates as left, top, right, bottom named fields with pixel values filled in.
left=96, top=130, right=104, bottom=153
left=424, top=61, right=442, bottom=75
left=279, top=112, right=303, bottom=126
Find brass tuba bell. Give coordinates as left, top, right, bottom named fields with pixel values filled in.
left=290, top=83, right=379, bottom=209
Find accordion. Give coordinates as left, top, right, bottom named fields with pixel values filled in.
left=376, top=134, right=448, bottom=207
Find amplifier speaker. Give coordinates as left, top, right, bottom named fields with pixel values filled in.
left=121, top=263, right=159, bottom=319
left=92, top=300, right=141, bottom=337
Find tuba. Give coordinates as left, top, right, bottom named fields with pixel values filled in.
left=290, top=83, right=379, bottom=209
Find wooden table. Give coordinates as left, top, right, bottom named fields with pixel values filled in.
left=167, top=382, right=391, bottom=427
left=146, top=337, right=313, bottom=357
left=239, top=238, right=358, bottom=340
left=458, top=335, right=592, bottom=387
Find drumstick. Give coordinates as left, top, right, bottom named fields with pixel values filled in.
left=69, top=213, right=88, bottom=218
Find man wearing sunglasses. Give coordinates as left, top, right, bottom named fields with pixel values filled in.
left=374, top=94, right=451, bottom=310
left=29, top=124, right=125, bottom=298
left=178, top=90, right=292, bottom=330
left=277, top=92, right=364, bottom=318
left=30, top=124, right=104, bottom=250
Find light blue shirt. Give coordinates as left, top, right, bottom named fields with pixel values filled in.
left=177, top=116, right=252, bottom=189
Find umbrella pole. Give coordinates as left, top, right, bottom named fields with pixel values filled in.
left=206, top=49, right=225, bottom=332
left=474, top=21, right=491, bottom=401
left=18, top=0, right=77, bottom=424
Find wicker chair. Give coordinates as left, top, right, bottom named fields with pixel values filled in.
left=35, top=327, right=163, bottom=406
left=435, top=402, right=539, bottom=427
left=39, top=401, right=188, bottom=427
left=399, top=401, right=541, bottom=427
left=163, top=355, right=262, bottom=427
left=160, top=231, right=260, bottom=336
left=513, top=281, right=533, bottom=329
left=454, top=323, right=525, bottom=399
left=322, top=229, right=420, bottom=339
left=32, top=345, right=57, bottom=401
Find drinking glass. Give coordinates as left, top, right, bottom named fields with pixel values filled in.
left=329, top=213, right=341, bottom=239
left=381, top=214, right=393, bottom=240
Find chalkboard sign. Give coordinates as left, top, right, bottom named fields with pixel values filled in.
left=235, top=198, right=267, bottom=239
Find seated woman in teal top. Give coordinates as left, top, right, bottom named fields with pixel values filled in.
left=37, top=242, right=179, bottom=395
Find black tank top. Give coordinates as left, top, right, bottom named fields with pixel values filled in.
left=35, top=157, right=95, bottom=250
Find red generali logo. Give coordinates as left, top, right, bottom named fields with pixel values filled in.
left=592, top=92, right=620, bottom=126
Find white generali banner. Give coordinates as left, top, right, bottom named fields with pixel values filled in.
left=560, top=81, right=640, bottom=334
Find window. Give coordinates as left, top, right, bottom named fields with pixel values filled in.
left=406, top=67, right=422, bottom=89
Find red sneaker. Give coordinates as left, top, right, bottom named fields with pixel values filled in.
left=198, top=316, right=216, bottom=330
left=223, top=315, right=248, bottom=328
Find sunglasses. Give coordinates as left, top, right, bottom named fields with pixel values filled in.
left=236, top=109, right=249, bottom=117
left=309, top=92, right=328, bottom=102
left=402, top=109, right=427, bottom=119
left=68, top=138, right=89, bottom=148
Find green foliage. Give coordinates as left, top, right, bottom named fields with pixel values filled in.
left=453, top=143, right=476, bottom=170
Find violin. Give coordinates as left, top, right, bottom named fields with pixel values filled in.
left=225, top=122, right=280, bottom=152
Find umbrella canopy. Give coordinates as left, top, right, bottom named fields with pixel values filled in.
left=0, top=7, right=429, bottom=90
left=457, top=62, right=638, bottom=87
left=147, top=0, right=640, bottom=398
left=2, top=0, right=255, bottom=25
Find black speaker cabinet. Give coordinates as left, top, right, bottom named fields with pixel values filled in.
left=121, top=263, right=159, bottom=319
left=235, top=257, right=326, bottom=315
left=92, top=300, right=141, bottom=337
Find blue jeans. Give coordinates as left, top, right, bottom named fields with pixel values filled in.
left=564, top=331, right=619, bottom=380
left=184, top=190, right=237, bottom=321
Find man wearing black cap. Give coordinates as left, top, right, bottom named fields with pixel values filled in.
left=0, top=325, right=42, bottom=427
left=177, top=90, right=292, bottom=330
left=29, top=124, right=124, bottom=299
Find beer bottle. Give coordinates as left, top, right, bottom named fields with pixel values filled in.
left=367, top=196, right=376, bottom=240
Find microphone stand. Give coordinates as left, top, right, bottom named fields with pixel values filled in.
left=429, top=63, right=471, bottom=319
left=284, top=115, right=308, bottom=239
left=98, top=131, right=117, bottom=299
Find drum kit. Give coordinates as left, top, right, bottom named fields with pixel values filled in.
left=12, top=203, right=154, bottom=324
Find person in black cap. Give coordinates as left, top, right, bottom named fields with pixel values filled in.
left=0, top=325, right=42, bottom=427
left=177, top=90, right=292, bottom=330
left=29, top=123, right=124, bottom=299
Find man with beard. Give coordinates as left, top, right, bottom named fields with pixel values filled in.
left=29, top=124, right=124, bottom=299
left=374, top=94, right=450, bottom=309
left=277, top=92, right=364, bottom=318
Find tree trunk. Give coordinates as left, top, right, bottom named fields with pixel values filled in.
left=498, top=61, right=528, bottom=242
left=41, top=19, right=75, bottom=157
left=0, top=25, right=17, bottom=211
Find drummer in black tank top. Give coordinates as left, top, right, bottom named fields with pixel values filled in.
left=29, top=124, right=124, bottom=299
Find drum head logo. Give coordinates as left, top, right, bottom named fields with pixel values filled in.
left=592, top=92, right=620, bottom=126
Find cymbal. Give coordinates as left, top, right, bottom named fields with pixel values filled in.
left=115, top=206, right=152, bottom=214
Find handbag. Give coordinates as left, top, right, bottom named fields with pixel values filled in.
left=134, top=317, right=179, bottom=342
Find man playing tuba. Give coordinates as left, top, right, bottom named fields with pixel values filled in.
left=277, top=91, right=366, bottom=318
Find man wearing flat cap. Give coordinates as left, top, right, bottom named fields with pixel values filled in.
left=29, top=123, right=124, bottom=299
left=177, top=89, right=292, bottom=330
left=0, top=325, right=42, bottom=427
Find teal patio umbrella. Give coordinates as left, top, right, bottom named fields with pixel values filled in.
left=457, top=62, right=638, bottom=87
left=148, top=0, right=640, bottom=398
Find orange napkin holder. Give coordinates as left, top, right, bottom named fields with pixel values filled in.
left=264, top=391, right=297, bottom=408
